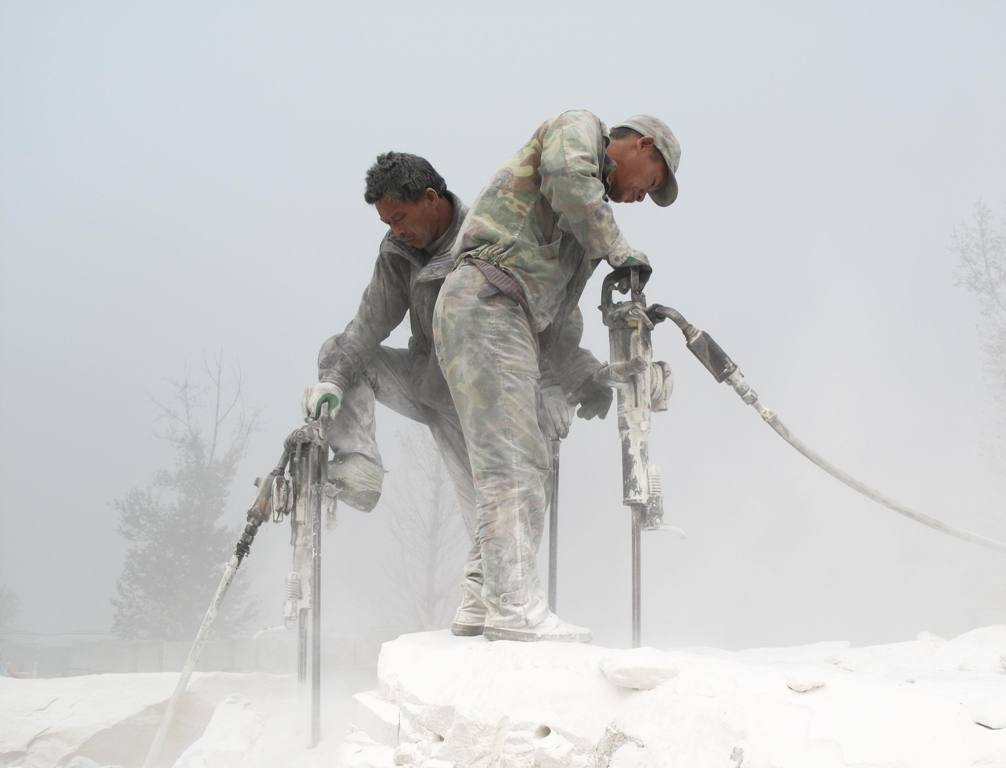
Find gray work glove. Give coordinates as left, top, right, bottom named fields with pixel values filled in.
left=570, top=357, right=650, bottom=421
left=301, top=381, right=343, bottom=421
left=537, top=384, right=572, bottom=441
left=567, top=378, right=613, bottom=420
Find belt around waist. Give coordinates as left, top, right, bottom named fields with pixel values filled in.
left=464, top=256, right=531, bottom=316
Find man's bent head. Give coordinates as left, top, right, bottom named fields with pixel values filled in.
left=365, top=152, right=453, bottom=250
left=606, top=116, right=681, bottom=206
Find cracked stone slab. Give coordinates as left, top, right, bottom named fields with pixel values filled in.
left=353, top=628, right=1006, bottom=768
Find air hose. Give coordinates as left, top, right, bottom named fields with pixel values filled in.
left=649, top=304, right=1006, bottom=556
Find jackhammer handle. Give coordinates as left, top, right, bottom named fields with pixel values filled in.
left=601, top=266, right=652, bottom=309
left=601, top=271, right=631, bottom=310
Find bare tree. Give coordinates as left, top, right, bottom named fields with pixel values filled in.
left=111, top=354, right=260, bottom=640
left=954, top=201, right=1006, bottom=460
left=384, top=427, right=469, bottom=632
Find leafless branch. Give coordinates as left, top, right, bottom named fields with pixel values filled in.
left=384, top=426, right=468, bottom=630
left=954, top=201, right=1006, bottom=317
left=953, top=200, right=1006, bottom=464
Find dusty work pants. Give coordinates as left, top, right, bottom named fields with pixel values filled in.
left=318, top=337, right=478, bottom=527
left=432, top=264, right=551, bottom=628
left=318, top=337, right=483, bottom=601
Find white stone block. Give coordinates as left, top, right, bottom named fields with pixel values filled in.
left=351, top=690, right=402, bottom=747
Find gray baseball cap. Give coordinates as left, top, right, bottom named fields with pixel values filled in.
left=612, top=114, right=681, bottom=206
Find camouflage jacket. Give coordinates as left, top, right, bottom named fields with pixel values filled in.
left=454, top=109, right=650, bottom=335
left=319, top=192, right=599, bottom=409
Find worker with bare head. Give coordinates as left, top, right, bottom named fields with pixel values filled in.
left=433, top=111, right=681, bottom=642
left=302, top=151, right=611, bottom=633
left=368, top=155, right=455, bottom=250
left=303, top=152, right=468, bottom=516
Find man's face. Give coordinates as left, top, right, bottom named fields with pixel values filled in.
left=606, top=136, right=669, bottom=204
left=375, top=190, right=442, bottom=250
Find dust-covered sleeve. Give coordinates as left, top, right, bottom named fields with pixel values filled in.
left=317, top=240, right=410, bottom=390
left=539, top=111, right=650, bottom=270
left=541, top=305, right=604, bottom=394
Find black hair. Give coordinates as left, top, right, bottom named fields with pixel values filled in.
left=364, top=152, right=448, bottom=204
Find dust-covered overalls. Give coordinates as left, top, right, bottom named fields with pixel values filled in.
left=432, top=111, right=654, bottom=639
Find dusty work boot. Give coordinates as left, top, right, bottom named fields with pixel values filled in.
left=483, top=610, right=593, bottom=643
left=450, top=539, right=486, bottom=636
left=327, top=452, right=384, bottom=512
left=482, top=586, right=592, bottom=643
left=450, top=583, right=486, bottom=636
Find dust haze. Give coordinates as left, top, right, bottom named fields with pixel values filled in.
left=1, top=0, right=1004, bottom=656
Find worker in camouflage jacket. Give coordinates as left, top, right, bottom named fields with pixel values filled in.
left=433, top=111, right=681, bottom=642
left=302, top=152, right=612, bottom=634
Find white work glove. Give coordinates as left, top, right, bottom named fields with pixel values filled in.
left=537, top=384, right=572, bottom=441
left=301, top=381, right=343, bottom=421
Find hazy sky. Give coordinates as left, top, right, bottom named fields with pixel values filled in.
left=1, top=0, right=1004, bottom=650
